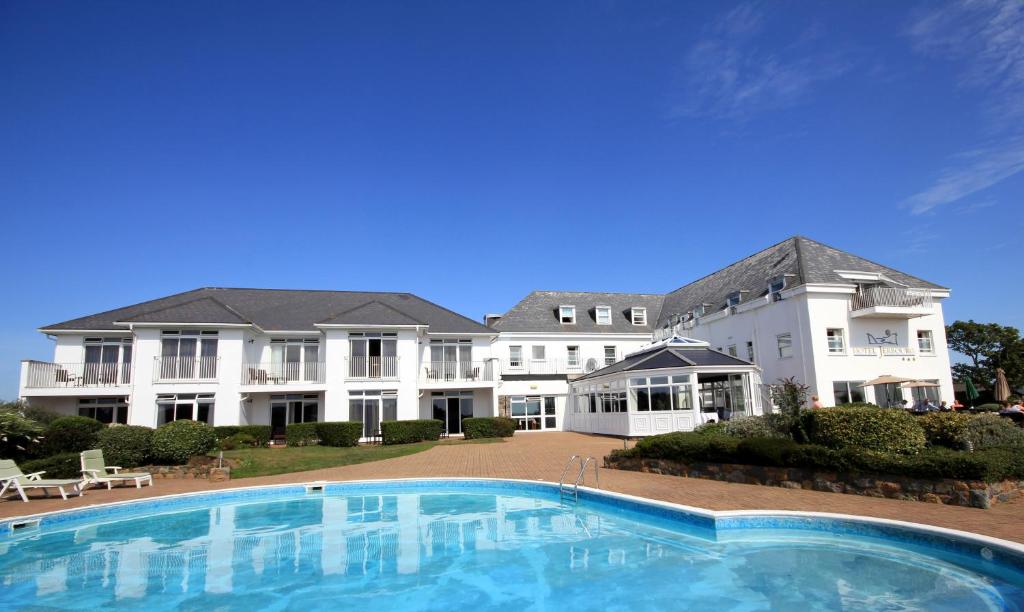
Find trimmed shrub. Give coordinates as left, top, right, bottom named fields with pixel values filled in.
left=316, top=422, right=363, bottom=447
left=151, top=420, right=218, bottom=464
left=964, top=414, right=1024, bottom=450
left=462, top=417, right=516, bottom=440
left=808, top=407, right=926, bottom=454
left=21, top=452, right=81, bottom=479
left=720, top=414, right=792, bottom=440
left=215, top=425, right=271, bottom=446
left=381, top=419, right=444, bottom=445
left=286, top=422, right=319, bottom=447
left=974, top=403, right=1003, bottom=413
left=837, top=402, right=880, bottom=409
left=97, top=425, right=153, bottom=468
left=918, top=412, right=971, bottom=449
left=694, top=421, right=730, bottom=437
left=21, top=405, right=64, bottom=426
left=631, top=431, right=740, bottom=463
left=219, top=433, right=256, bottom=451
left=43, top=416, right=105, bottom=455
left=735, top=437, right=802, bottom=465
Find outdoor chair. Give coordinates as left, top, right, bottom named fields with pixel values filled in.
left=80, top=449, right=153, bottom=490
left=0, top=459, right=83, bottom=502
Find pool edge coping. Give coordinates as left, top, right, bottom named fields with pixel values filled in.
left=1, top=477, right=1023, bottom=558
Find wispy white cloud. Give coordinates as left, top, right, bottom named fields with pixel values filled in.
left=671, top=3, right=851, bottom=120
left=903, top=0, right=1024, bottom=213
left=953, top=199, right=997, bottom=215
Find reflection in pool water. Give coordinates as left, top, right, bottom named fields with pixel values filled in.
left=0, top=486, right=1022, bottom=610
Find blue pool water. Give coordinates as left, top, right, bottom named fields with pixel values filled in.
left=1, top=480, right=1022, bottom=611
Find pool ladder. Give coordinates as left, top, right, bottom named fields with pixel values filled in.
left=559, top=455, right=599, bottom=502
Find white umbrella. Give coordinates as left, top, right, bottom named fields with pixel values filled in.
left=860, top=375, right=917, bottom=387
left=903, top=381, right=940, bottom=388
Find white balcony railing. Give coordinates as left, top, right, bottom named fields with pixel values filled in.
left=346, top=356, right=400, bottom=380
left=24, top=361, right=132, bottom=388
left=851, top=287, right=933, bottom=311
left=153, top=356, right=219, bottom=382
left=242, top=362, right=326, bottom=385
left=421, top=360, right=494, bottom=383
left=501, top=358, right=584, bottom=375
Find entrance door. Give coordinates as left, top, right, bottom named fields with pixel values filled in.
left=271, top=403, right=288, bottom=439
left=446, top=397, right=461, bottom=434
left=433, top=396, right=473, bottom=434
left=363, top=398, right=380, bottom=438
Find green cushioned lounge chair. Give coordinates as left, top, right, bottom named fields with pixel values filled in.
left=80, top=449, right=153, bottom=490
left=0, top=459, right=83, bottom=502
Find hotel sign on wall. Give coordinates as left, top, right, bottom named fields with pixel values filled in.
left=853, top=329, right=915, bottom=357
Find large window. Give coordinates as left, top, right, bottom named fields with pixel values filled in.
left=509, top=345, right=523, bottom=368
left=917, top=330, right=934, bottom=354
left=509, top=396, right=558, bottom=430
left=160, top=331, right=218, bottom=380
left=350, top=332, right=397, bottom=378
left=630, top=374, right=693, bottom=412
left=78, top=397, right=128, bottom=424
left=874, top=383, right=904, bottom=408
left=270, top=338, right=321, bottom=381
left=559, top=305, right=576, bottom=324
left=431, top=391, right=473, bottom=435
left=349, top=389, right=398, bottom=438
left=83, top=337, right=132, bottom=385
left=566, top=346, right=580, bottom=368
left=776, top=333, right=793, bottom=359
left=631, top=308, right=647, bottom=326
left=603, top=346, right=616, bottom=366
left=270, top=393, right=319, bottom=440
left=911, top=380, right=941, bottom=404
left=826, top=328, right=846, bottom=354
left=832, top=381, right=865, bottom=405
left=595, top=306, right=612, bottom=325
left=157, top=393, right=214, bottom=425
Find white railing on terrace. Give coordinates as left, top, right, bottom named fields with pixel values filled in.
left=501, top=358, right=584, bottom=375
left=851, top=287, right=933, bottom=311
left=242, top=362, right=326, bottom=385
left=24, top=361, right=132, bottom=388
left=346, top=356, right=400, bottom=380
left=153, top=356, right=219, bottom=382
left=421, top=360, right=494, bottom=383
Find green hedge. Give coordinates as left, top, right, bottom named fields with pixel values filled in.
left=702, top=414, right=792, bottom=440
left=316, top=422, right=363, bottom=447
left=808, top=407, right=926, bottom=454
left=21, top=452, right=82, bottom=479
left=917, top=412, right=971, bottom=449
left=151, top=420, right=218, bottom=464
left=964, top=414, right=1024, bottom=450
left=219, top=433, right=256, bottom=450
left=462, top=417, right=516, bottom=440
left=43, top=416, right=105, bottom=456
left=974, top=403, right=1003, bottom=413
left=838, top=402, right=880, bottom=409
left=97, top=425, right=153, bottom=467
left=286, top=422, right=319, bottom=447
left=619, top=432, right=1024, bottom=482
left=214, top=425, right=272, bottom=446
left=381, top=419, right=444, bottom=445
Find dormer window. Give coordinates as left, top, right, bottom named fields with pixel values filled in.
left=631, top=307, right=647, bottom=325
left=559, top=305, right=576, bottom=324
left=769, top=278, right=785, bottom=294
left=726, top=292, right=742, bottom=308
left=595, top=306, right=612, bottom=325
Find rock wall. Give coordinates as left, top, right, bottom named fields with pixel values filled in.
left=138, top=465, right=231, bottom=482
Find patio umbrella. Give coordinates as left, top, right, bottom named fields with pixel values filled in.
left=859, top=375, right=917, bottom=387
left=903, top=381, right=940, bottom=388
left=994, top=368, right=1011, bottom=402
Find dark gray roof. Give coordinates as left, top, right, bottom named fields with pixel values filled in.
left=42, top=288, right=494, bottom=334
left=492, top=291, right=664, bottom=334
left=575, top=340, right=753, bottom=381
left=656, top=236, right=947, bottom=328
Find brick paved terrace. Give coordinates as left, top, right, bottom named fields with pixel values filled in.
left=2, top=432, right=1022, bottom=543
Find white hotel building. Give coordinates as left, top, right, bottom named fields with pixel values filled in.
left=18, top=236, right=954, bottom=437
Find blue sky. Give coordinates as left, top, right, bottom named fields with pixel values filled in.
left=1, top=1, right=1021, bottom=399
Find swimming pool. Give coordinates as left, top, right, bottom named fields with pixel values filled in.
left=1, top=479, right=1022, bottom=610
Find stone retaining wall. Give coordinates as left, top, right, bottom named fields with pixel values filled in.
left=138, top=465, right=231, bottom=482
left=605, top=455, right=1023, bottom=509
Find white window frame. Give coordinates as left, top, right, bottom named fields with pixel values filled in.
left=777, top=333, right=793, bottom=359
left=559, top=305, right=576, bottom=324
left=531, top=345, right=546, bottom=361
left=727, top=345, right=737, bottom=357
left=631, top=307, right=647, bottom=326
left=603, top=345, right=616, bottom=366
left=509, top=345, right=523, bottom=368
left=917, top=330, right=934, bottom=354
left=726, top=292, right=741, bottom=307
left=769, top=278, right=786, bottom=294
left=826, top=328, right=846, bottom=354
left=746, top=341, right=755, bottom=363
left=595, top=306, right=612, bottom=325
left=566, top=345, right=580, bottom=368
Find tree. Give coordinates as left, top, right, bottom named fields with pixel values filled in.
left=769, top=377, right=810, bottom=442
left=945, top=320, right=1024, bottom=390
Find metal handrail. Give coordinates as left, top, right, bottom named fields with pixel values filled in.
left=559, top=455, right=599, bottom=502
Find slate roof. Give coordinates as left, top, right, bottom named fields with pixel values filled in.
left=41, top=288, right=494, bottom=334
left=575, top=337, right=753, bottom=381
left=655, top=236, right=947, bottom=328
left=491, top=291, right=665, bottom=334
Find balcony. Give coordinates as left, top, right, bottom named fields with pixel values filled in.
left=153, top=356, right=219, bottom=383
left=22, top=361, right=132, bottom=390
left=501, top=358, right=584, bottom=376
left=242, top=362, right=326, bottom=386
left=850, top=287, right=934, bottom=319
left=420, top=360, right=495, bottom=386
left=346, top=356, right=400, bottom=381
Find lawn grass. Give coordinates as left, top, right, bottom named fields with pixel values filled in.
left=221, top=437, right=504, bottom=479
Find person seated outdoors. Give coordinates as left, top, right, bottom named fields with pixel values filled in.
left=899, top=399, right=910, bottom=410
left=1000, top=399, right=1023, bottom=414
left=920, top=398, right=937, bottom=412
left=950, top=399, right=965, bottom=410
left=939, top=400, right=950, bottom=411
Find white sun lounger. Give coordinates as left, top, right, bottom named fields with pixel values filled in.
left=0, top=459, right=83, bottom=502
left=81, top=449, right=153, bottom=490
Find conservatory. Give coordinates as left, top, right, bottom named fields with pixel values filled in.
left=565, top=336, right=764, bottom=437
